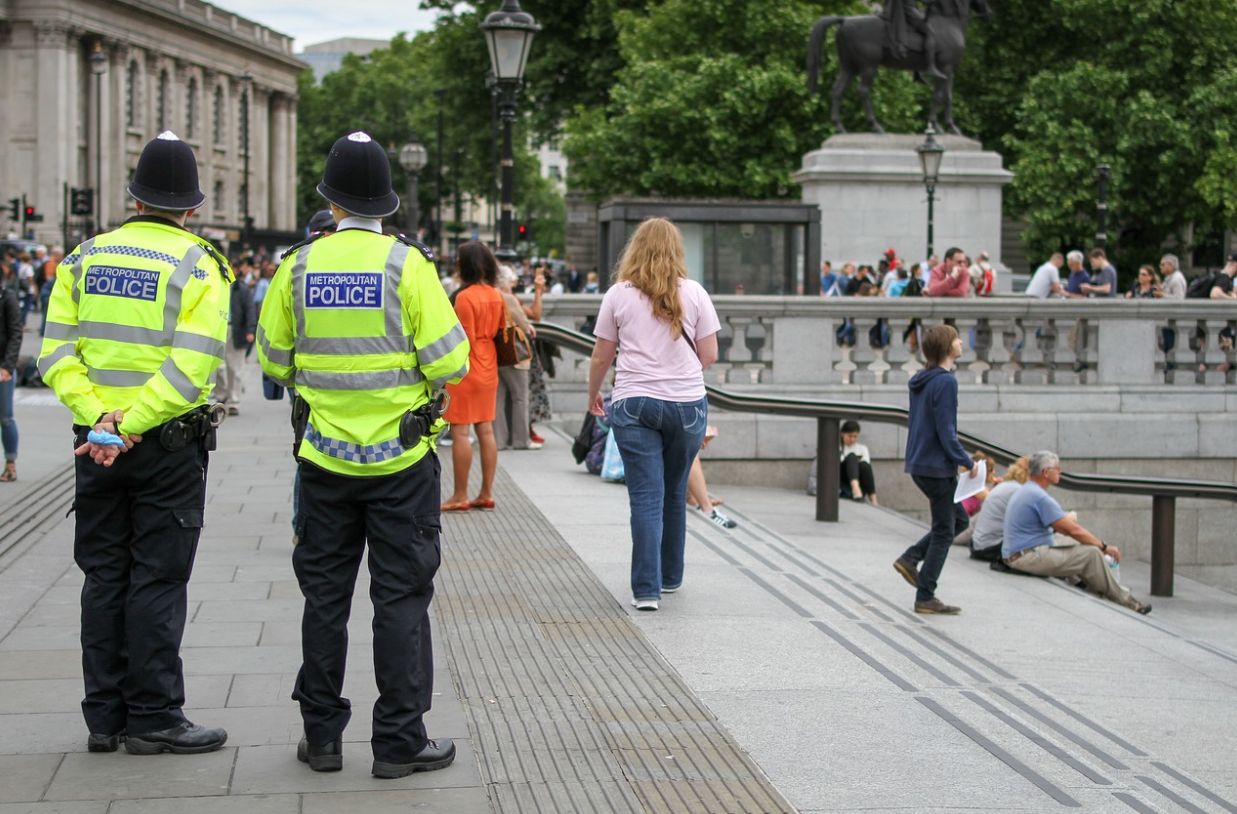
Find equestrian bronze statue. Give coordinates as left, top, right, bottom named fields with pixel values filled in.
left=807, top=0, right=992, bottom=135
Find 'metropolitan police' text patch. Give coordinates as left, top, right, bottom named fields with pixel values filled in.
left=305, top=272, right=383, bottom=309
left=84, top=266, right=160, bottom=301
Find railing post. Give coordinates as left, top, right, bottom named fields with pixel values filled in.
left=816, top=417, right=839, bottom=522
left=1150, top=496, right=1175, bottom=597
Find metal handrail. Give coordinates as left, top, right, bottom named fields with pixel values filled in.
left=533, top=320, right=1237, bottom=596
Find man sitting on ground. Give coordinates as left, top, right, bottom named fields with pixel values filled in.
left=1002, top=451, right=1151, bottom=614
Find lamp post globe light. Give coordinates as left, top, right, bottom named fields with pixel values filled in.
left=481, top=0, right=539, bottom=264
left=90, top=42, right=107, bottom=233
left=398, top=139, right=429, bottom=238
left=916, top=124, right=946, bottom=261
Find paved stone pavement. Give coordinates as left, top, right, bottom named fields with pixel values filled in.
left=3, top=354, right=1237, bottom=813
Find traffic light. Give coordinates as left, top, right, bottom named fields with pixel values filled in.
left=24, top=205, right=43, bottom=223
left=6, top=198, right=17, bottom=221
left=70, top=187, right=94, bottom=216
left=517, top=223, right=528, bottom=239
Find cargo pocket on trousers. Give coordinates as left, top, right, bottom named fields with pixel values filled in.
left=159, top=507, right=204, bottom=582
left=409, top=514, right=442, bottom=592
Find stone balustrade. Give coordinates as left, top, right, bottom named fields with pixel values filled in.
left=537, top=296, right=1237, bottom=388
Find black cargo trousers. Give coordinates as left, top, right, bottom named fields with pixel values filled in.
left=72, top=419, right=208, bottom=737
left=291, top=451, right=442, bottom=764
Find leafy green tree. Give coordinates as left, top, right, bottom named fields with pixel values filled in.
left=561, top=0, right=928, bottom=200
left=295, top=13, right=567, bottom=253
left=956, top=0, right=1237, bottom=268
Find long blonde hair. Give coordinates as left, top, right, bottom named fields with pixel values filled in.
left=615, top=217, right=688, bottom=339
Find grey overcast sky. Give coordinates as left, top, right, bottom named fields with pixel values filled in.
left=221, top=1, right=448, bottom=50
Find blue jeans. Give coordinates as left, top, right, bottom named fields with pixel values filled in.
left=901, top=474, right=966, bottom=602
left=609, top=395, right=708, bottom=600
left=0, top=372, right=16, bottom=462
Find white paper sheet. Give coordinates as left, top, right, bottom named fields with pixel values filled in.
left=954, top=460, right=987, bottom=503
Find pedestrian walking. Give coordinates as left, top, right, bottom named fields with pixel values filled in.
left=213, top=269, right=256, bottom=415
left=586, top=217, right=721, bottom=612
left=0, top=280, right=20, bottom=481
left=257, top=131, right=469, bottom=778
left=37, top=131, right=231, bottom=754
left=440, top=242, right=505, bottom=512
left=892, top=323, right=978, bottom=615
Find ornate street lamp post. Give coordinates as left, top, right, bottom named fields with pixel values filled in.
left=90, top=42, right=107, bottom=233
left=481, top=0, right=539, bottom=264
left=239, top=71, right=253, bottom=250
left=1096, top=163, right=1111, bottom=252
left=398, top=138, right=428, bottom=237
left=916, top=124, right=946, bottom=261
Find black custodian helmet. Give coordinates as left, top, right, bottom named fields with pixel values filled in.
left=127, top=131, right=206, bottom=211
left=316, top=131, right=399, bottom=218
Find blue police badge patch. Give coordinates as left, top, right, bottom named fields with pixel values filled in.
left=305, top=272, right=383, bottom=309
left=84, top=266, right=161, bottom=301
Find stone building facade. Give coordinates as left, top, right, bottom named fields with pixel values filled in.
left=0, top=0, right=303, bottom=247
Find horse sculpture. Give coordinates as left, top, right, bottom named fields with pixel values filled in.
left=807, top=0, right=991, bottom=135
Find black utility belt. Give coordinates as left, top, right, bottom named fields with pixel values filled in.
left=159, top=404, right=225, bottom=452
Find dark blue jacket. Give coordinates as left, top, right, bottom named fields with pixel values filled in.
left=904, top=366, right=971, bottom=478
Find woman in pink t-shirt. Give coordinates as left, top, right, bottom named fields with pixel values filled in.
left=586, top=218, right=721, bottom=612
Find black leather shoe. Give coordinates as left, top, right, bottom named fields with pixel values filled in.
left=297, top=736, right=343, bottom=772
left=125, top=721, right=228, bottom=755
left=372, top=738, right=456, bottom=778
left=87, top=732, right=124, bottom=753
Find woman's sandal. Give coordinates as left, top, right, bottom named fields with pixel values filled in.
left=469, top=498, right=496, bottom=510
left=0, top=464, right=15, bottom=483
left=441, top=500, right=471, bottom=512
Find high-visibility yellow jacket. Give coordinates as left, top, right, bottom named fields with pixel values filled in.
left=38, top=216, right=232, bottom=435
left=257, top=227, right=469, bottom=477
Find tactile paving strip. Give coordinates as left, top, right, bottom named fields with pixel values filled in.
left=435, top=461, right=795, bottom=813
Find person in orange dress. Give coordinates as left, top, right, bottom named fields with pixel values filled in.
left=442, top=242, right=505, bottom=511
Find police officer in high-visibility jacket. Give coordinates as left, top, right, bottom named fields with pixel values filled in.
left=257, top=131, right=469, bottom=778
left=38, top=131, right=230, bottom=755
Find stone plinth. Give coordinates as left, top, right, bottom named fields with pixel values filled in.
left=793, top=133, right=1013, bottom=267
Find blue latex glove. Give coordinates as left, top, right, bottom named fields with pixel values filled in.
left=87, top=429, right=127, bottom=447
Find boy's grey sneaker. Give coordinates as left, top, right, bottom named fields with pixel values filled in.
left=708, top=509, right=737, bottom=529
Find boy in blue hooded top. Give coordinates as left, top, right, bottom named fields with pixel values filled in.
left=893, top=322, right=978, bottom=614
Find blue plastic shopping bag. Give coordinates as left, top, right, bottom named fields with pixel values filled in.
left=600, top=429, right=625, bottom=482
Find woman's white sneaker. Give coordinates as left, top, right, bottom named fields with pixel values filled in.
left=631, top=598, right=659, bottom=611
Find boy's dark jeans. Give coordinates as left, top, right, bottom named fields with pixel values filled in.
left=901, top=474, right=967, bottom=603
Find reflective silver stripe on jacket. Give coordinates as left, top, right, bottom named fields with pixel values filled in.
left=430, top=362, right=469, bottom=389
left=158, top=356, right=201, bottom=402
left=297, top=335, right=412, bottom=356
left=294, top=367, right=424, bottom=391
left=86, top=367, right=153, bottom=387
left=303, top=423, right=407, bottom=465
left=37, top=343, right=77, bottom=377
left=416, top=323, right=467, bottom=365
left=68, top=238, right=96, bottom=303
left=78, top=320, right=166, bottom=347
left=42, top=321, right=79, bottom=342
left=256, top=323, right=293, bottom=366
left=74, top=320, right=223, bottom=359
left=162, top=245, right=206, bottom=331
left=289, top=243, right=314, bottom=339
left=171, top=332, right=226, bottom=358
left=382, top=242, right=408, bottom=337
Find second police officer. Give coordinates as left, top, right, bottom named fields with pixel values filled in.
left=257, top=131, right=470, bottom=777
left=38, top=132, right=231, bottom=755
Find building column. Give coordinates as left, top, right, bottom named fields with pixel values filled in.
left=34, top=21, right=74, bottom=242
left=253, top=85, right=270, bottom=233
left=106, top=44, right=127, bottom=230
left=268, top=92, right=291, bottom=232
left=285, top=98, right=298, bottom=232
